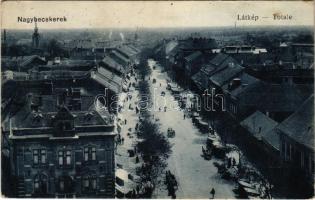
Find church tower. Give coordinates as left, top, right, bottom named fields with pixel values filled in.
left=32, top=22, right=40, bottom=48
left=1, top=29, right=7, bottom=55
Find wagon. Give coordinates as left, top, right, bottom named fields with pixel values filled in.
left=167, top=128, right=175, bottom=138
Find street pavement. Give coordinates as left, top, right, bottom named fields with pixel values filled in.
left=147, top=60, right=237, bottom=199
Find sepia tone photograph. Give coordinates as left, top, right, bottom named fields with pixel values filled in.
left=0, top=1, right=314, bottom=199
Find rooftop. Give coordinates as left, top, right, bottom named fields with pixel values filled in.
left=222, top=73, right=259, bottom=97
left=7, top=95, right=115, bottom=139
left=240, top=111, right=279, bottom=141
left=90, top=67, right=123, bottom=93
left=238, top=82, right=313, bottom=113
left=179, top=37, right=217, bottom=50
left=110, top=50, right=130, bottom=65
left=100, top=55, right=126, bottom=75
left=184, top=51, right=203, bottom=63
left=277, top=95, right=314, bottom=151
left=2, top=55, right=46, bottom=68
left=209, top=63, right=244, bottom=87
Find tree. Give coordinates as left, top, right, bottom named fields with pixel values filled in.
left=47, top=39, right=68, bottom=58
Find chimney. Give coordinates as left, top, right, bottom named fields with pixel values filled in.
left=230, top=78, right=241, bottom=90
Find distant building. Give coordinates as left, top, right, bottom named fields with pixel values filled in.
left=32, top=22, right=40, bottom=48
left=5, top=94, right=116, bottom=198
left=1, top=29, right=7, bottom=54
left=191, top=53, right=238, bottom=92
left=1, top=55, right=46, bottom=72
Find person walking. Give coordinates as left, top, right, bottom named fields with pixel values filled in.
left=210, top=188, right=215, bottom=199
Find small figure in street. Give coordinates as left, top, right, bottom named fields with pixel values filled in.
left=125, top=119, right=127, bottom=124
left=121, top=137, right=124, bottom=144
left=183, top=114, right=186, bottom=119
left=227, top=158, right=231, bottom=168
left=232, top=158, right=236, bottom=166
left=202, top=146, right=205, bottom=154
left=136, top=185, right=140, bottom=195
left=135, top=155, right=139, bottom=163
left=164, top=106, right=167, bottom=112
left=160, top=83, right=162, bottom=87
left=210, top=188, right=215, bottom=199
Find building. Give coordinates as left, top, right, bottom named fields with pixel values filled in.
left=222, top=73, right=258, bottom=118
left=240, top=111, right=280, bottom=166
left=5, top=94, right=116, bottom=198
left=183, top=51, right=203, bottom=87
left=191, top=53, right=238, bottom=92
left=1, top=55, right=47, bottom=72
left=234, top=82, right=313, bottom=122
left=277, top=95, right=314, bottom=196
left=99, top=55, right=128, bottom=77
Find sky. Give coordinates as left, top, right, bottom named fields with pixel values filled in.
left=1, top=1, right=314, bottom=29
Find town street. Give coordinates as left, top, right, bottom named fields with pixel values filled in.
left=115, top=74, right=141, bottom=175
left=147, top=60, right=236, bottom=199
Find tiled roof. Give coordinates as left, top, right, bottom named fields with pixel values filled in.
left=238, top=82, right=314, bottom=113
left=179, top=38, right=217, bottom=50
left=277, top=95, right=314, bottom=150
left=165, top=40, right=179, bottom=55
left=261, top=128, right=280, bottom=151
left=209, top=63, right=244, bottom=87
left=191, top=71, right=205, bottom=90
left=30, top=70, right=90, bottom=80
left=101, top=56, right=126, bottom=75
left=222, top=73, right=259, bottom=97
left=241, top=111, right=278, bottom=140
left=116, top=46, right=137, bottom=58
left=184, top=51, right=202, bottom=62
left=111, top=50, right=130, bottom=65
left=200, top=63, right=218, bottom=75
left=90, top=67, right=122, bottom=93
left=210, top=53, right=230, bottom=66
left=2, top=55, right=46, bottom=68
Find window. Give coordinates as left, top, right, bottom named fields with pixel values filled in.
left=83, top=146, right=97, bottom=162
left=92, top=147, right=96, bottom=161
left=58, top=150, right=72, bottom=167
left=41, top=150, right=46, bottom=164
left=33, top=173, right=48, bottom=194
left=60, top=180, right=65, bottom=192
left=84, top=147, right=89, bottom=162
left=59, top=151, right=63, bottom=165
left=33, top=149, right=47, bottom=165
left=33, top=150, right=39, bottom=165
left=92, top=178, right=97, bottom=189
left=34, top=178, right=39, bottom=190
left=82, top=174, right=97, bottom=192
left=58, top=176, right=73, bottom=194
left=66, top=151, right=71, bottom=165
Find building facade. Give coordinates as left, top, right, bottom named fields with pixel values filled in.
left=8, top=106, right=116, bottom=198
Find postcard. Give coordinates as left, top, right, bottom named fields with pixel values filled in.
left=1, top=1, right=314, bottom=199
